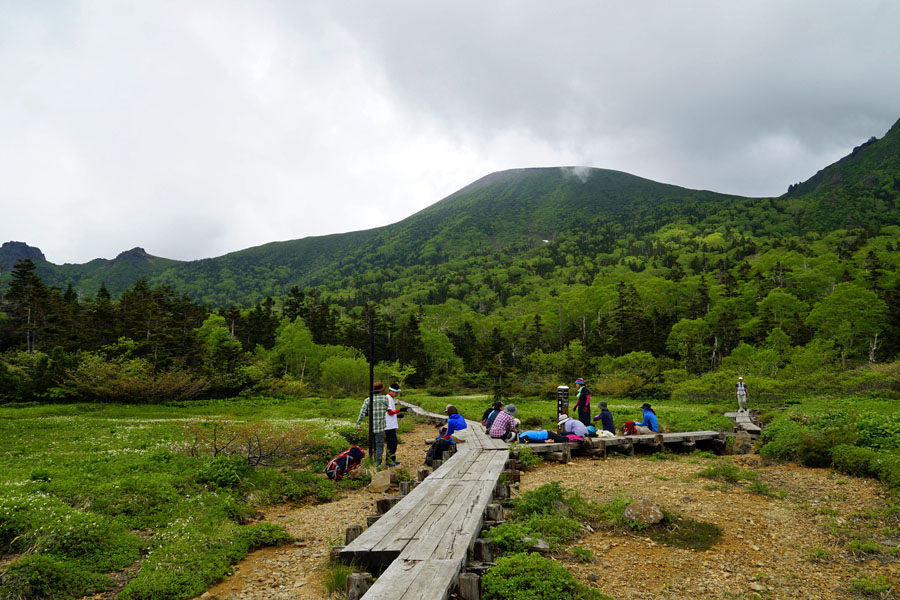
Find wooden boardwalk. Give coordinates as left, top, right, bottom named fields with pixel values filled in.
left=521, top=430, right=728, bottom=460
left=341, top=403, right=509, bottom=599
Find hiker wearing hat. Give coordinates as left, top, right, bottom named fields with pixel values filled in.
left=558, top=414, right=588, bottom=437
left=356, top=381, right=391, bottom=466
left=384, top=384, right=406, bottom=466
left=489, top=404, right=519, bottom=442
left=634, top=403, right=658, bottom=435
left=735, top=377, right=749, bottom=411
left=574, top=378, right=591, bottom=427
left=593, top=401, right=615, bottom=434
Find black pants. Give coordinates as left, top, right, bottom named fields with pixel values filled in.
left=385, top=428, right=398, bottom=463
left=577, top=407, right=591, bottom=427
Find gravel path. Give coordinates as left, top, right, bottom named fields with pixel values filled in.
left=195, top=427, right=900, bottom=600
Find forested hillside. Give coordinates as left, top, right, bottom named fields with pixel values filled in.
left=1, top=117, right=899, bottom=403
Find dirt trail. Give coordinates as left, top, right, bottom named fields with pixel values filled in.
left=198, top=425, right=900, bottom=600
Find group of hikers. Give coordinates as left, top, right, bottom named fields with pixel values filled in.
left=355, top=375, right=751, bottom=466
left=448, top=377, right=662, bottom=448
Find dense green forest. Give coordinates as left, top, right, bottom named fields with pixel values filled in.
left=2, top=118, right=900, bottom=403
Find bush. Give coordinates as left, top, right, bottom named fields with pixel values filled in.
left=481, top=552, right=611, bottom=600
left=516, top=445, right=542, bottom=470
left=760, top=412, right=855, bottom=467
left=832, top=445, right=900, bottom=489
left=484, top=515, right=582, bottom=554
left=0, top=554, right=112, bottom=600
left=198, top=455, right=248, bottom=489
left=856, top=412, right=900, bottom=451
left=66, top=354, right=208, bottom=403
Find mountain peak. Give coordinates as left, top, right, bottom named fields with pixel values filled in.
left=0, top=241, right=46, bottom=271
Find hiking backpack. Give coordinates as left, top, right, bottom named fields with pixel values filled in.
left=621, top=420, right=637, bottom=436
left=324, top=445, right=366, bottom=481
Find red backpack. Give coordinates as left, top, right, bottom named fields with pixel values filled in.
left=324, top=445, right=366, bottom=481
left=621, top=421, right=637, bottom=436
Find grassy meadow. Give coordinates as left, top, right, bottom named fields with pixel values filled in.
left=2, top=392, right=900, bottom=600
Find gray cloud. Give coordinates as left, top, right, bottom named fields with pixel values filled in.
left=2, top=1, right=899, bottom=263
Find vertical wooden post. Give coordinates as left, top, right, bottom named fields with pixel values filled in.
left=399, top=480, right=412, bottom=495
left=417, top=467, right=430, bottom=482
left=457, top=573, right=481, bottom=600
left=473, top=538, right=493, bottom=562
left=347, top=572, right=373, bottom=600
left=345, top=525, right=363, bottom=544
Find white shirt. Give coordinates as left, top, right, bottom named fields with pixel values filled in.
left=385, top=394, right=399, bottom=430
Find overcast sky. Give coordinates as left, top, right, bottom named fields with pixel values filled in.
left=2, top=1, right=899, bottom=264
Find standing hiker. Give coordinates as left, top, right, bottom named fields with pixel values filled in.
left=574, top=377, right=591, bottom=426
left=735, top=376, right=749, bottom=411
left=384, top=383, right=406, bottom=466
left=356, top=381, right=390, bottom=467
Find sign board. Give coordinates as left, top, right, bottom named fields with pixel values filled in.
left=556, top=386, right=569, bottom=422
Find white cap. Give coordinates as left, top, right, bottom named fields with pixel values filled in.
left=738, top=376, right=743, bottom=380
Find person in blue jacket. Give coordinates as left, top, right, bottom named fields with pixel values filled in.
left=634, top=402, right=659, bottom=434
left=439, top=404, right=469, bottom=442
left=518, top=429, right=568, bottom=443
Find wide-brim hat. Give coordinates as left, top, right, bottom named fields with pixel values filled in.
left=599, top=401, right=608, bottom=409
left=504, top=404, right=518, bottom=416
left=558, top=415, right=570, bottom=426
left=641, top=403, right=652, bottom=410
left=372, top=381, right=385, bottom=393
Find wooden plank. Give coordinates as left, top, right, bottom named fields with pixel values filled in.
left=480, top=451, right=511, bottom=481
left=369, top=481, right=464, bottom=556
left=362, top=558, right=461, bottom=600
left=404, top=480, right=496, bottom=562
left=341, top=478, right=455, bottom=560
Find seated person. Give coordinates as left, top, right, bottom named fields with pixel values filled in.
left=489, top=404, right=519, bottom=441
left=518, top=429, right=568, bottom=443
left=558, top=415, right=588, bottom=437
left=438, top=404, right=468, bottom=442
left=634, top=403, right=659, bottom=434
left=481, top=400, right=503, bottom=428
left=592, top=400, right=615, bottom=434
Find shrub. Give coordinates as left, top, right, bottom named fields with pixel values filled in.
left=832, top=445, right=900, bottom=490
left=760, top=412, right=855, bottom=467
left=856, top=412, right=900, bottom=451
left=481, top=552, right=611, bottom=600
left=696, top=463, right=757, bottom=483
left=0, top=554, right=112, bottom=600
left=66, top=354, right=207, bottom=403
left=484, top=515, right=583, bottom=554
left=511, top=482, right=575, bottom=519
left=198, top=455, right=248, bottom=489
left=180, top=418, right=317, bottom=467
left=514, top=444, right=542, bottom=470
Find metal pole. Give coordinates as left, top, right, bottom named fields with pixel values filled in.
left=368, top=302, right=376, bottom=460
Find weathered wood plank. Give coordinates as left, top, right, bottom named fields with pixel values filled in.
left=361, top=558, right=462, bottom=600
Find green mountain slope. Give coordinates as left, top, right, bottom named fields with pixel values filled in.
left=5, top=117, right=899, bottom=307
